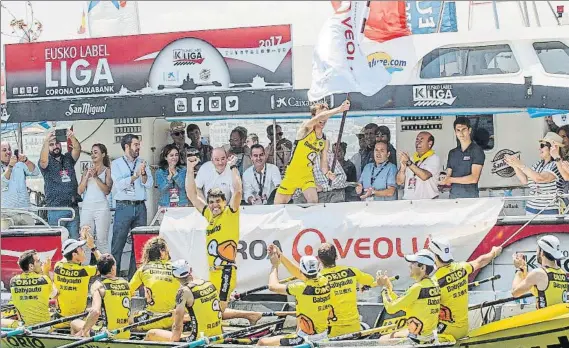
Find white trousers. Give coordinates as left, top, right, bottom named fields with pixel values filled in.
left=80, top=203, right=111, bottom=263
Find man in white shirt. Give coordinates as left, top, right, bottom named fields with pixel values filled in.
left=396, top=132, right=441, bottom=200
left=242, top=144, right=281, bottom=205
left=195, top=147, right=234, bottom=202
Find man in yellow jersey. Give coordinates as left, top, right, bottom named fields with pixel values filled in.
left=268, top=243, right=376, bottom=337
left=274, top=100, right=351, bottom=204
left=376, top=249, right=440, bottom=345
left=145, top=259, right=223, bottom=342
left=258, top=253, right=332, bottom=346
left=129, top=237, right=178, bottom=330
left=1, top=250, right=52, bottom=330
left=512, top=235, right=569, bottom=309
left=71, top=254, right=132, bottom=339
left=185, top=152, right=261, bottom=324
left=53, top=226, right=101, bottom=326
left=429, top=237, right=502, bottom=340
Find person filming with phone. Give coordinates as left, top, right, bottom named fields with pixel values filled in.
left=39, top=129, right=82, bottom=238
left=1, top=141, right=40, bottom=209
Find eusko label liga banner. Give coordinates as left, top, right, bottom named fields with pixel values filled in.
left=160, top=198, right=504, bottom=292
left=4, top=25, right=292, bottom=100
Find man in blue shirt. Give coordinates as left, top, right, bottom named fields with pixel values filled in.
left=1, top=141, right=39, bottom=208
left=356, top=141, right=397, bottom=201
left=111, top=134, right=153, bottom=279
left=38, top=130, right=81, bottom=238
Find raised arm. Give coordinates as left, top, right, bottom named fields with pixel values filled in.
left=185, top=156, right=206, bottom=212
left=469, top=246, right=501, bottom=271
left=268, top=244, right=306, bottom=281
left=227, top=156, right=243, bottom=211
left=300, top=100, right=351, bottom=135
left=39, top=132, right=54, bottom=169
left=67, top=130, right=82, bottom=162
left=267, top=253, right=288, bottom=295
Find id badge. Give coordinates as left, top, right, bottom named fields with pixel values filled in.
left=407, top=177, right=417, bottom=191
left=169, top=188, right=180, bottom=207
left=60, top=171, right=71, bottom=183
left=125, top=184, right=135, bottom=196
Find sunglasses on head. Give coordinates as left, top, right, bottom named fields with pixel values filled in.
left=172, top=131, right=185, bottom=136
left=540, top=142, right=551, bottom=149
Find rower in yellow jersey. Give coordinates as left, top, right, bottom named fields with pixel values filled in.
left=185, top=151, right=261, bottom=324
left=1, top=250, right=52, bottom=330
left=269, top=243, right=376, bottom=337
left=145, top=260, right=223, bottom=342
left=428, top=237, right=502, bottom=340
left=53, top=226, right=101, bottom=327
left=71, top=254, right=132, bottom=339
left=274, top=100, right=351, bottom=204
left=258, top=254, right=332, bottom=346
left=511, top=235, right=569, bottom=309
left=376, top=249, right=440, bottom=345
left=129, top=237, right=179, bottom=330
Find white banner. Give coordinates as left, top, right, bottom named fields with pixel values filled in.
left=87, top=0, right=141, bottom=38
left=160, top=198, right=504, bottom=292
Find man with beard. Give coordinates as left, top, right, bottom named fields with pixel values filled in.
left=111, top=134, right=153, bottom=279
left=265, top=124, right=293, bottom=175
left=224, top=127, right=252, bottom=176
left=187, top=124, right=213, bottom=172
left=39, top=129, right=82, bottom=238
left=359, top=123, right=379, bottom=175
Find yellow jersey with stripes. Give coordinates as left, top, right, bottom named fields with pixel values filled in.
left=100, top=277, right=131, bottom=339
left=53, top=261, right=97, bottom=316
left=286, top=276, right=333, bottom=336
left=10, top=272, right=52, bottom=326
left=532, top=266, right=569, bottom=309
left=129, top=260, right=178, bottom=313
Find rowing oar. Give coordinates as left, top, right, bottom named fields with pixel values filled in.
left=58, top=312, right=172, bottom=348
left=2, top=311, right=88, bottom=338
left=468, top=275, right=501, bottom=290
left=232, top=276, right=296, bottom=300
left=174, top=318, right=286, bottom=348
left=328, top=323, right=397, bottom=341
left=468, top=293, right=532, bottom=311
left=261, top=311, right=296, bottom=317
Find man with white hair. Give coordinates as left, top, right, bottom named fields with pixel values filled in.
left=429, top=238, right=502, bottom=340
left=511, top=235, right=569, bottom=309
left=195, top=147, right=234, bottom=202
left=1, top=141, right=39, bottom=208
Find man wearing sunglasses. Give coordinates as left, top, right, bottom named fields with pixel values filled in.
left=169, top=122, right=192, bottom=163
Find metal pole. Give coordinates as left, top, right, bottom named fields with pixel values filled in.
left=517, top=1, right=528, bottom=26
left=436, top=1, right=446, bottom=33
left=492, top=0, right=500, bottom=29
left=272, top=120, right=277, bottom=166
left=522, top=1, right=531, bottom=27
left=468, top=0, right=473, bottom=30
left=532, top=1, right=541, bottom=27
left=17, top=123, right=23, bottom=152
left=546, top=1, right=561, bottom=25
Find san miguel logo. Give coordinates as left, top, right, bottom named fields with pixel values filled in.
left=491, top=149, right=520, bottom=178
left=413, top=85, right=456, bottom=107
left=173, top=48, right=205, bottom=66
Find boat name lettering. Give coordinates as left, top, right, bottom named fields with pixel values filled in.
left=6, top=335, right=45, bottom=348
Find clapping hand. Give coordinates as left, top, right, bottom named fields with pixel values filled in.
left=512, top=253, right=527, bottom=271
left=139, top=161, right=147, bottom=176
left=227, top=155, right=238, bottom=168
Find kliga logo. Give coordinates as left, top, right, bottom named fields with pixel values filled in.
left=413, top=85, right=456, bottom=107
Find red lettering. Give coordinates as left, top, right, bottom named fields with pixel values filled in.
left=334, top=238, right=353, bottom=258
left=344, top=29, right=354, bottom=40
left=373, top=238, right=393, bottom=259
left=346, top=42, right=355, bottom=55
left=347, top=57, right=354, bottom=60
left=341, top=17, right=353, bottom=28
left=354, top=238, right=370, bottom=258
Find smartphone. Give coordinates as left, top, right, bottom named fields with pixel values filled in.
left=14, top=149, right=19, bottom=158
left=55, top=129, right=67, bottom=143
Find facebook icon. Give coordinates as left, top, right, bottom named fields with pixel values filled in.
left=191, top=97, right=205, bottom=112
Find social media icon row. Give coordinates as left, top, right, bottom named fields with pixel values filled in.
left=13, top=86, right=39, bottom=95
left=174, top=96, right=239, bottom=113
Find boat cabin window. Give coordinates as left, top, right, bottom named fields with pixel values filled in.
left=420, top=44, right=520, bottom=79
left=533, top=41, right=569, bottom=75
left=456, top=115, right=495, bottom=151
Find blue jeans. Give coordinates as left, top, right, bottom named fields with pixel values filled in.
left=48, top=207, right=80, bottom=239
left=111, top=202, right=147, bottom=280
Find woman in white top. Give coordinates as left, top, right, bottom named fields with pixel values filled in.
left=78, top=143, right=113, bottom=264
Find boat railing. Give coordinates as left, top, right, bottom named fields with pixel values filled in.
left=0, top=207, right=75, bottom=229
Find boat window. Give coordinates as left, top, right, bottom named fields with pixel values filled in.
left=420, top=45, right=520, bottom=79
left=533, top=41, right=569, bottom=75
left=456, top=115, right=495, bottom=151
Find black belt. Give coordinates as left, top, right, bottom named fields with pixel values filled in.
left=116, top=200, right=145, bottom=205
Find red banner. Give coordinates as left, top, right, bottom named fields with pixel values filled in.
left=4, top=25, right=292, bottom=100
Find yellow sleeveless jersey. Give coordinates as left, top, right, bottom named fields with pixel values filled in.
left=184, top=280, right=223, bottom=341
left=321, top=266, right=375, bottom=335
left=287, top=131, right=326, bottom=173
left=53, top=261, right=97, bottom=316
left=432, top=262, right=473, bottom=339
left=286, top=276, right=333, bottom=336
left=101, top=277, right=131, bottom=339
left=532, top=267, right=569, bottom=309
left=129, top=260, right=178, bottom=313
left=382, top=278, right=440, bottom=340
left=202, top=206, right=239, bottom=269
left=10, top=272, right=52, bottom=326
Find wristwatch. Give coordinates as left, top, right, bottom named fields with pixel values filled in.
left=553, top=157, right=561, bottom=162
left=406, top=160, right=413, bottom=166
left=91, top=247, right=98, bottom=253
left=230, top=165, right=238, bottom=170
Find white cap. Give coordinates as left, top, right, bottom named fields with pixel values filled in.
left=299, top=256, right=320, bottom=276
left=172, top=259, right=191, bottom=278
left=404, top=249, right=436, bottom=267
left=62, top=239, right=87, bottom=255
left=538, top=235, right=564, bottom=260
left=429, top=238, right=454, bottom=262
